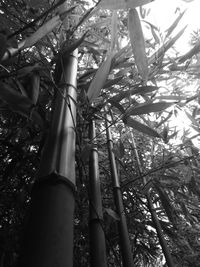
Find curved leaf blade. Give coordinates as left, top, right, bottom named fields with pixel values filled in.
left=0, top=82, right=33, bottom=110
left=154, top=183, right=177, bottom=226
left=0, top=33, right=7, bottom=62
left=23, top=15, right=61, bottom=49
left=125, top=102, right=175, bottom=116
left=110, top=11, right=118, bottom=51
left=165, top=10, right=185, bottom=38
left=128, top=8, right=148, bottom=82
left=110, top=85, right=159, bottom=102
left=99, top=0, right=154, bottom=10
left=149, top=26, right=187, bottom=65
left=124, top=117, right=160, bottom=138
left=178, top=41, right=200, bottom=64
left=155, top=95, right=186, bottom=101
left=103, top=76, right=123, bottom=89
left=87, top=54, right=112, bottom=103
left=0, top=82, right=43, bottom=127
left=27, top=73, right=40, bottom=105
left=105, top=208, right=120, bottom=221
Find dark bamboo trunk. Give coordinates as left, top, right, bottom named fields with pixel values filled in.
left=89, top=120, right=108, bottom=267
left=105, top=116, right=134, bottom=267
left=19, top=50, right=78, bottom=267
left=147, top=192, right=174, bottom=267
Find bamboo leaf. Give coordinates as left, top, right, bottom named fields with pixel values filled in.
left=162, top=126, right=169, bottom=143
left=26, top=0, right=48, bottom=8
left=99, top=0, right=154, bottom=10
left=165, top=10, right=186, bottom=38
left=125, top=102, right=174, bottom=116
left=0, top=82, right=33, bottom=111
left=119, top=141, right=125, bottom=158
left=113, top=42, right=131, bottom=61
left=168, top=131, right=178, bottom=140
left=23, top=15, right=61, bottom=49
left=26, top=73, right=40, bottom=105
left=0, top=32, right=7, bottom=62
left=155, top=95, right=186, bottom=101
left=141, top=181, right=153, bottom=195
left=15, top=80, right=28, bottom=97
left=115, top=61, right=133, bottom=69
left=0, top=82, right=43, bottom=127
left=110, top=85, right=159, bottom=102
left=108, top=99, right=125, bottom=114
left=61, top=32, right=88, bottom=58
left=156, top=111, right=173, bottom=128
left=54, top=33, right=87, bottom=84
left=154, top=184, right=177, bottom=226
left=159, top=174, right=180, bottom=184
left=30, top=109, right=44, bottom=128
left=139, top=6, right=146, bottom=19
left=128, top=0, right=155, bottom=9
left=81, top=144, right=94, bottom=163
left=112, top=148, right=121, bottom=158
left=17, top=63, right=41, bottom=77
left=151, top=26, right=160, bottom=44
left=103, top=76, right=123, bottom=88
left=185, top=111, right=199, bottom=127
left=132, top=85, right=159, bottom=94
left=143, top=20, right=159, bottom=31
left=178, top=41, right=200, bottom=63
left=110, top=11, right=118, bottom=51
left=149, top=26, right=187, bottom=65
left=21, top=6, right=75, bottom=50
left=1, top=6, right=75, bottom=61
left=90, top=18, right=111, bottom=29
left=105, top=208, right=120, bottom=221
left=87, top=54, right=112, bottom=103
left=159, top=220, right=177, bottom=238
left=143, top=20, right=160, bottom=44
left=128, top=8, right=148, bottom=82
left=124, top=117, right=160, bottom=138
left=166, top=26, right=187, bottom=48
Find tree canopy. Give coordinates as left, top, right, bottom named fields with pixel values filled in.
left=1, top=0, right=200, bottom=266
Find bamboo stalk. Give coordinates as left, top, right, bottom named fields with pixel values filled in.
left=19, top=49, right=78, bottom=267
left=89, top=119, right=108, bottom=267
left=130, top=132, right=174, bottom=267
left=105, top=114, right=134, bottom=267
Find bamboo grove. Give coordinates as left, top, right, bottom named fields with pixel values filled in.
left=1, top=0, right=200, bottom=266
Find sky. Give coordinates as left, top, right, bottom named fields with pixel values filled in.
left=146, top=0, right=200, bottom=146
left=147, top=0, right=200, bottom=52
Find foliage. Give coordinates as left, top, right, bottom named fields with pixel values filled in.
left=0, top=0, right=200, bottom=266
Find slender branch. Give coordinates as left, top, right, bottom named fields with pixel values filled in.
left=129, top=133, right=176, bottom=267
left=122, top=156, right=193, bottom=189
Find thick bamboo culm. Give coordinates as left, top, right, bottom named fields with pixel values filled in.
left=89, top=119, right=108, bottom=267
left=105, top=114, right=134, bottom=267
left=19, top=49, right=78, bottom=267
left=130, top=132, right=174, bottom=267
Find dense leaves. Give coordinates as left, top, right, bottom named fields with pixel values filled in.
left=1, top=0, right=200, bottom=266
